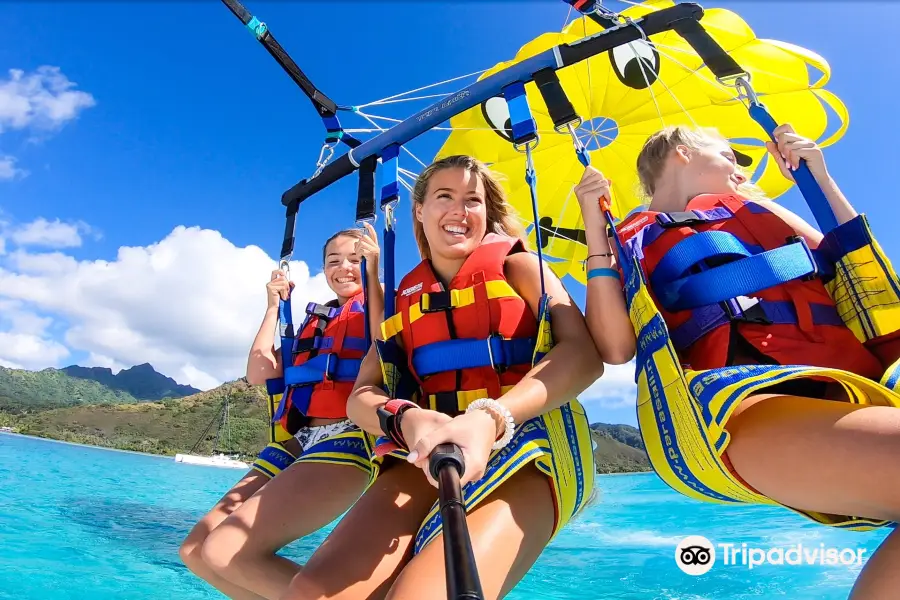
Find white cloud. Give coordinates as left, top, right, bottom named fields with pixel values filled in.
left=0, top=331, right=70, bottom=370
left=0, top=224, right=334, bottom=390
left=9, top=218, right=90, bottom=249
left=579, top=361, right=638, bottom=409
left=0, top=299, right=65, bottom=370
left=0, top=155, right=27, bottom=180
left=0, top=66, right=95, bottom=184
left=0, top=66, right=96, bottom=134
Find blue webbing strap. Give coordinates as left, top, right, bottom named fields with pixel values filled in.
left=268, top=294, right=296, bottom=424
left=380, top=144, right=400, bottom=320
left=650, top=230, right=759, bottom=289
left=283, top=354, right=363, bottom=386
left=746, top=101, right=838, bottom=234
left=653, top=234, right=823, bottom=312
left=321, top=114, right=345, bottom=144
left=502, top=82, right=539, bottom=148
left=412, top=337, right=537, bottom=377
left=278, top=296, right=295, bottom=378
left=502, top=82, right=547, bottom=297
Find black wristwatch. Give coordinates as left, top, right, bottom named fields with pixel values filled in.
left=377, top=399, right=419, bottom=448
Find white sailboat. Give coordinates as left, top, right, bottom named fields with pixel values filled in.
left=174, top=393, right=249, bottom=469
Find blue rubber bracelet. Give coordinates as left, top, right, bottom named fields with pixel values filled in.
left=587, top=267, right=620, bottom=280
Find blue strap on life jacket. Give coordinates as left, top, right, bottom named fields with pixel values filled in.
left=411, top=336, right=537, bottom=377
left=650, top=231, right=829, bottom=312
left=283, top=353, right=363, bottom=386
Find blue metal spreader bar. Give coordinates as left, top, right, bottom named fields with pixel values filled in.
left=280, top=2, right=704, bottom=210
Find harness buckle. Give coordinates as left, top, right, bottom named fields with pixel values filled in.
left=487, top=333, right=508, bottom=375
left=420, top=291, right=453, bottom=313
left=724, top=296, right=771, bottom=325
left=656, top=211, right=705, bottom=229
left=322, top=353, right=335, bottom=381
left=307, top=302, right=336, bottom=320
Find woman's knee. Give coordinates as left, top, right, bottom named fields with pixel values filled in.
left=200, top=521, right=246, bottom=574
left=179, top=534, right=205, bottom=572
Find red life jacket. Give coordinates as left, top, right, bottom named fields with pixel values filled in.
left=277, top=291, right=367, bottom=431
left=383, top=233, right=538, bottom=414
left=615, top=193, right=883, bottom=378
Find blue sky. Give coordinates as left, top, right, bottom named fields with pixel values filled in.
left=2, top=1, right=899, bottom=427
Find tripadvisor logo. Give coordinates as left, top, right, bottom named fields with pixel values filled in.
left=675, top=535, right=715, bottom=575
left=674, top=536, right=868, bottom=575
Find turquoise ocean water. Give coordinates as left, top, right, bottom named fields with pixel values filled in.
left=0, top=432, right=892, bottom=599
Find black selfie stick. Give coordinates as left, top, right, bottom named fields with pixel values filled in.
left=429, top=443, right=484, bottom=600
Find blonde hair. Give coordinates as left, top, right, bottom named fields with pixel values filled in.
left=636, top=125, right=767, bottom=202
left=411, top=155, right=526, bottom=260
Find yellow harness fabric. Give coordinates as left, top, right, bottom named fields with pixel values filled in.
left=622, top=213, right=900, bottom=530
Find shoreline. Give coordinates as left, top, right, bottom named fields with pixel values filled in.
left=597, top=470, right=653, bottom=477
left=2, top=432, right=655, bottom=476
left=0, top=430, right=176, bottom=460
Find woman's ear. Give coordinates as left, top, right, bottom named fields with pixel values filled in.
left=674, top=144, right=692, bottom=164
left=415, top=202, right=424, bottom=223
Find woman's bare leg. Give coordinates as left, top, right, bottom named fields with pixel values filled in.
left=384, top=465, right=556, bottom=600
left=725, top=394, right=900, bottom=599
left=201, top=461, right=371, bottom=599
left=281, top=461, right=439, bottom=600
left=180, top=470, right=271, bottom=600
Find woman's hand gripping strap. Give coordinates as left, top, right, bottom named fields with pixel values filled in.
left=737, top=77, right=838, bottom=234
left=270, top=259, right=296, bottom=427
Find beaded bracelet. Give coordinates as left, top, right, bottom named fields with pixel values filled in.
left=466, top=398, right=515, bottom=450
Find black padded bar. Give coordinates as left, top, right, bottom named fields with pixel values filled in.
left=534, top=68, right=580, bottom=130
left=673, top=19, right=746, bottom=81
left=284, top=154, right=355, bottom=215
left=557, top=3, right=702, bottom=67
left=355, top=155, right=378, bottom=224
left=280, top=204, right=298, bottom=259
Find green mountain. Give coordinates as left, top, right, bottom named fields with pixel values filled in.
left=62, top=363, right=201, bottom=400
left=0, top=366, right=140, bottom=413
left=590, top=422, right=645, bottom=451
left=589, top=422, right=651, bottom=473
left=0, top=363, right=202, bottom=414
left=7, top=378, right=269, bottom=457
